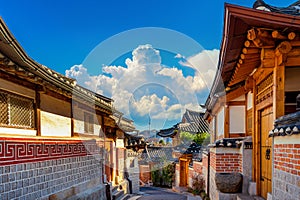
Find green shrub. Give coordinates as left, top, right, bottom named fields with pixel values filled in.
left=192, top=174, right=205, bottom=192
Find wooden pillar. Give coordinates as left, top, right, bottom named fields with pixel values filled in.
left=273, top=53, right=285, bottom=119
left=35, top=89, right=41, bottom=136
left=252, top=77, right=259, bottom=185
left=224, top=104, right=229, bottom=138
left=71, top=99, right=74, bottom=137
left=273, top=41, right=291, bottom=118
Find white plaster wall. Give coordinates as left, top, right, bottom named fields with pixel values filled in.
left=0, top=78, right=35, bottom=99
left=217, top=106, right=224, bottom=137
left=229, top=106, right=245, bottom=133
left=94, top=124, right=101, bottom=135
left=247, top=92, right=253, bottom=110
left=74, top=119, right=84, bottom=134
left=0, top=127, right=36, bottom=136
left=40, top=111, right=71, bottom=137
left=274, top=134, right=300, bottom=144
left=285, top=67, right=300, bottom=91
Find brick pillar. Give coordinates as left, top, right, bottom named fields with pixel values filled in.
left=273, top=135, right=300, bottom=200
left=209, top=147, right=242, bottom=199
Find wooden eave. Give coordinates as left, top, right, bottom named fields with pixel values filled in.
left=205, top=3, right=300, bottom=112
left=0, top=17, right=113, bottom=114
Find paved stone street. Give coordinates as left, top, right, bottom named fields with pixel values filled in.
left=128, top=186, right=202, bottom=200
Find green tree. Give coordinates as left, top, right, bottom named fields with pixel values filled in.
left=194, top=132, right=210, bottom=146
left=159, top=139, right=165, bottom=145
left=179, top=131, right=194, bottom=144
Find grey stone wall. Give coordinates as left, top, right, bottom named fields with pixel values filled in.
left=240, top=142, right=252, bottom=194
left=125, top=150, right=140, bottom=194
left=273, top=169, right=300, bottom=200
left=175, top=164, right=180, bottom=187
left=0, top=155, right=105, bottom=200
left=209, top=167, right=218, bottom=200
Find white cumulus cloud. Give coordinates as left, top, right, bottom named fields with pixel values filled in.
left=180, top=49, right=219, bottom=89
left=66, top=44, right=218, bottom=130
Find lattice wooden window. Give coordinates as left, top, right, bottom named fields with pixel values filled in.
left=256, top=73, right=273, bottom=104
left=84, top=112, right=94, bottom=133
left=0, top=90, right=34, bottom=128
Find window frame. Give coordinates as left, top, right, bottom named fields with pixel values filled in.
left=0, top=89, right=35, bottom=129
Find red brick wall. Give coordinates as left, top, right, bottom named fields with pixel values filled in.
left=210, top=152, right=242, bottom=173
left=193, top=161, right=202, bottom=174
left=139, top=165, right=151, bottom=184
left=188, top=167, right=195, bottom=179
left=202, top=154, right=208, bottom=169
left=274, top=144, right=300, bottom=176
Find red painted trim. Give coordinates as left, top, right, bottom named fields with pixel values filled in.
left=0, top=138, right=101, bottom=166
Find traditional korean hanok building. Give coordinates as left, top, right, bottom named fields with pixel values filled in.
left=104, top=110, right=143, bottom=198
left=0, top=17, right=118, bottom=199
left=138, top=145, right=174, bottom=187
left=157, top=109, right=209, bottom=148
left=157, top=109, right=208, bottom=190
left=203, top=1, right=300, bottom=199
left=124, top=132, right=146, bottom=193
left=172, top=142, right=203, bottom=189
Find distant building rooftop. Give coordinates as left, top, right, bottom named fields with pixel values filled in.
left=157, top=109, right=209, bottom=137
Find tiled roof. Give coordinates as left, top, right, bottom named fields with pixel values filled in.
left=0, top=17, right=113, bottom=113
left=112, top=111, right=136, bottom=132
left=180, top=109, right=209, bottom=133
left=156, top=124, right=178, bottom=137
left=270, top=110, right=300, bottom=137
left=157, top=109, right=209, bottom=137
left=208, top=138, right=248, bottom=148
left=184, top=142, right=201, bottom=154
left=253, top=0, right=300, bottom=16
left=139, top=146, right=175, bottom=164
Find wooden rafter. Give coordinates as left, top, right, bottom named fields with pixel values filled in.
left=228, top=27, right=300, bottom=88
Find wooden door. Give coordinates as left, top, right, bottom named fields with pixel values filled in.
left=179, top=159, right=187, bottom=186
left=260, top=106, right=273, bottom=199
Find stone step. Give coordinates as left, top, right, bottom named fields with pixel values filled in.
left=253, top=196, right=265, bottom=200
left=119, top=194, right=131, bottom=200
left=112, top=190, right=124, bottom=200
left=237, top=194, right=265, bottom=200
left=237, top=194, right=255, bottom=200
left=112, top=185, right=118, bottom=193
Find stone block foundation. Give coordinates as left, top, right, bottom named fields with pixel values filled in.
left=0, top=137, right=106, bottom=200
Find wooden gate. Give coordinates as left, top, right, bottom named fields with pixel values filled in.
left=260, top=106, right=273, bottom=199
left=179, top=158, right=188, bottom=186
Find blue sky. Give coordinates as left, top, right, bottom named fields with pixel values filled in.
left=0, top=0, right=294, bottom=131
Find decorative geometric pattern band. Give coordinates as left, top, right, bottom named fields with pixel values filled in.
left=0, top=137, right=101, bottom=166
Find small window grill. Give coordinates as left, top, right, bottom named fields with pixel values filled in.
left=0, top=90, right=34, bottom=128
